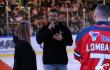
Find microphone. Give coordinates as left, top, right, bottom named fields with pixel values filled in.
left=48, top=20, right=55, bottom=30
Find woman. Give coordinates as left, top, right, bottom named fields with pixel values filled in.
left=13, top=21, right=37, bottom=70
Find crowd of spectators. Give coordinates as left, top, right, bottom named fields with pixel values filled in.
left=0, top=0, right=110, bottom=36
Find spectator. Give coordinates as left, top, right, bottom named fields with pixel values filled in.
left=0, top=0, right=5, bottom=15
left=0, top=27, right=4, bottom=35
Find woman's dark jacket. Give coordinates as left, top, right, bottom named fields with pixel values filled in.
left=13, top=36, right=37, bottom=70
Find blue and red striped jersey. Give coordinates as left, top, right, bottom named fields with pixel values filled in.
left=74, top=24, right=110, bottom=70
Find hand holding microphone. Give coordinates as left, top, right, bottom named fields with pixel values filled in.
left=48, top=21, right=55, bottom=30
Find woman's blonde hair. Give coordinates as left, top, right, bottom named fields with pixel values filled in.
left=17, top=21, right=31, bottom=43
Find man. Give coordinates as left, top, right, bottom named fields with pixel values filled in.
left=0, top=0, right=5, bottom=15
left=74, top=4, right=110, bottom=70
left=36, top=9, right=73, bottom=70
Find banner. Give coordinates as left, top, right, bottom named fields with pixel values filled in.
left=0, top=35, right=76, bottom=57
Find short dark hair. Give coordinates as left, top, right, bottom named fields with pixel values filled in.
left=95, top=4, right=110, bottom=16
left=49, top=9, right=60, bottom=14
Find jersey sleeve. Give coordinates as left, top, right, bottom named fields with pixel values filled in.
left=73, top=27, right=90, bottom=62
left=74, top=36, right=82, bottom=61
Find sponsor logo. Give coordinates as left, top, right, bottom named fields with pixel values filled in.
left=101, top=35, right=110, bottom=42
left=0, top=40, right=15, bottom=49
left=89, top=31, right=100, bottom=41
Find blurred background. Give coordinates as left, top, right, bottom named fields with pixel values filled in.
left=0, top=0, right=110, bottom=36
